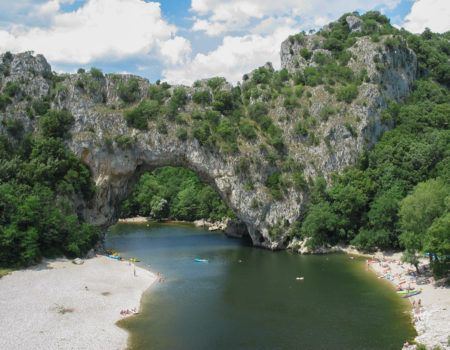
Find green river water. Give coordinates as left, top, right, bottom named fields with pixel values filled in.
left=106, top=223, right=415, bottom=350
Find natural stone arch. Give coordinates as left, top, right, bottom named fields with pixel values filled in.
left=72, top=129, right=268, bottom=245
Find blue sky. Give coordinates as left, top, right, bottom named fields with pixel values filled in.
left=0, top=0, right=448, bottom=85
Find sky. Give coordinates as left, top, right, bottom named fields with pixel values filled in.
left=0, top=0, right=449, bottom=85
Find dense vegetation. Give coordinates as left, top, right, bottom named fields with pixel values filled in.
left=295, top=28, right=449, bottom=276
left=120, top=167, right=234, bottom=222
left=0, top=109, right=99, bottom=267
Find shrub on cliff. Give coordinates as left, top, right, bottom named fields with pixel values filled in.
left=118, top=78, right=140, bottom=103
left=39, top=109, right=74, bottom=138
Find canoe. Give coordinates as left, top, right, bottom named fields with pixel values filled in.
left=194, top=258, right=209, bottom=263
left=396, top=289, right=418, bottom=295
left=401, top=290, right=421, bottom=298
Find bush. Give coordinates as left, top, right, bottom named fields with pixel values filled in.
left=292, top=172, right=308, bottom=190
left=5, top=119, right=23, bottom=137
left=3, top=81, right=21, bottom=98
left=89, top=67, right=104, bottom=79
left=213, top=90, right=234, bottom=114
left=124, top=99, right=160, bottom=130
left=32, top=99, right=50, bottom=116
left=148, top=84, right=170, bottom=103
left=176, top=128, right=188, bottom=141
left=118, top=78, right=140, bottom=103
left=265, top=171, right=282, bottom=199
left=39, top=109, right=74, bottom=138
left=336, top=84, right=358, bottom=103
left=115, top=135, right=134, bottom=150
left=294, top=121, right=308, bottom=137
left=192, top=121, right=211, bottom=145
left=300, top=48, right=312, bottom=60
left=239, top=119, right=257, bottom=140
left=207, top=77, right=225, bottom=90
left=0, top=94, right=11, bottom=111
left=192, top=90, right=212, bottom=105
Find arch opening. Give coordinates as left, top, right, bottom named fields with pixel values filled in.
left=113, top=165, right=250, bottom=240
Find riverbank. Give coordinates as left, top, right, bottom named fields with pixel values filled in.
left=0, top=255, right=156, bottom=350
left=359, top=251, right=449, bottom=350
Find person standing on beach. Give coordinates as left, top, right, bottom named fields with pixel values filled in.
left=133, top=263, right=136, bottom=277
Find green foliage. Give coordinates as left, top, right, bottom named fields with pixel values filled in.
left=265, top=172, right=283, bottom=200
left=192, top=121, right=211, bottom=146
left=292, top=172, right=308, bottom=191
left=0, top=131, right=98, bottom=267
left=239, top=119, right=257, bottom=140
left=398, top=178, right=449, bottom=271
left=3, top=81, right=21, bottom=98
left=120, top=167, right=234, bottom=221
left=192, top=90, right=212, bottom=105
left=32, top=99, right=50, bottom=116
left=148, top=84, right=170, bottom=103
left=300, top=48, right=312, bottom=60
left=39, top=109, right=74, bottom=138
left=176, top=128, right=188, bottom=141
left=115, top=135, right=134, bottom=150
left=212, top=90, right=234, bottom=114
left=336, top=84, right=358, bottom=103
left=89, top=67, right=104, bottom=79
left=207, top=77, right=226, bottom=90
left=124, top=99, right=160, bottom=129
left=251, top=66, right=273, bottom=84
left=0, top=94, right=11, bottom=111
left=118, top=78, right=140, bottom=103
left=5, top=119, right=23, bottom=137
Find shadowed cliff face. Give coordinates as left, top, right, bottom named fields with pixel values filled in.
left=0, top=17, right=417, bottom=249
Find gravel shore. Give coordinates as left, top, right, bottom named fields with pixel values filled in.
left=0, top=256, right=156, bottom=350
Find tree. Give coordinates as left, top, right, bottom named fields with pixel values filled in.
left=399, top=178, right=449, bottom=270
left=301, top=202, right=339, bottom=247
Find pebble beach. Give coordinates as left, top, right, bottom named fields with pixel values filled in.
left=0, top=256, right=156, bottom=350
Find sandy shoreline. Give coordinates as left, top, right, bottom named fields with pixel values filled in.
left=0, top=256, right=156, bottom=350
left=350, top=250, right=449, bottom=350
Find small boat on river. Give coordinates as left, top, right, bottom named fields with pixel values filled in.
left=194, top=258, right=209, bottom=263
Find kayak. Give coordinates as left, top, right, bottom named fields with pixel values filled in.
left=108, top=255, right=122, bottom=260
left=129, top=258, right=140, bottom=262
left=194, top=258, right=209, bottom=263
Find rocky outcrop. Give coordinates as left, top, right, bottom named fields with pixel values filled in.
left=0, top=18, right=417, bottom=250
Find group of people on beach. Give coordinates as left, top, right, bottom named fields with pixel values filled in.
left=120, top=308, right=137, bottom=316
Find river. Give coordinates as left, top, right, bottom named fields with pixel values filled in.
left=106, top=223, right=415, bottom=350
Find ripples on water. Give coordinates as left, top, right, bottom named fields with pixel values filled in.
left=106, top=223, right=415, bottom=350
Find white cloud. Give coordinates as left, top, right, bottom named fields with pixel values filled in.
left=0, top=0, right=189, bottom=66
left=163, top=25, right=299, bottom=85
left=402, top=0, right=450, bottom=33
left=190, top=0, right=401, bottom=36
left=192, top=19, right=228, bottom=36
left=159, top=36, right=192, bottom=65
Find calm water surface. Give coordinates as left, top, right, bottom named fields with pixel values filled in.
left=106, top=223, right=415, bottom=350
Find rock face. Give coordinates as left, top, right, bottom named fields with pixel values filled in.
left=0, top=19, right=417, bottom=250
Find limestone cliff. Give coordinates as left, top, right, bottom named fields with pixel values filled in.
left=0, top=16, right=417, bottom=249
